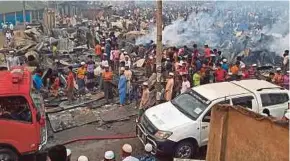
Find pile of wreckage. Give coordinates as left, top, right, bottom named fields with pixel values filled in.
left=1, top=20, right=154, bottom=133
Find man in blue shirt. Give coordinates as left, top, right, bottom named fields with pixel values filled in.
left=221, top=59, right=229, bottom=72
left=138, top=144, right=158, bottom=161
left=195, top=59, right=202, bottom=71
left=33, top=69, right=43, bottom=91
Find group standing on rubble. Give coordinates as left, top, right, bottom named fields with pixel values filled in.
left=34, top=33, right=289, bottom=119
left=1, top=2, right=289, bottom=161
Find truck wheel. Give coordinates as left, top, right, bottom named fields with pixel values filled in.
left=0, top=148, right=18, bottom=161
left=174, top=141, right=197, bottom=159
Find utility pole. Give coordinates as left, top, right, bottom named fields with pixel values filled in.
left=22, top=1, right=26, bottom=25
left=155, top=0, right=163, bottom=103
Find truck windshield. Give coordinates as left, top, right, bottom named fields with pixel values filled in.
left=172, top=90, right=210, bottom=120
left=0, top=96, right=32, bottom=123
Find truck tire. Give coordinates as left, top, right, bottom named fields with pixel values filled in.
left=0, top=148, right=19, bottom=161
left=174, top=141, right=197, bottom=159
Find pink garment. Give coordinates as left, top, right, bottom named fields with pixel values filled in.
left=113, top=50, right=120, bottom=60
left=283, top=75, right=289, bottom=89
left=178, top=48, right=184, bottom=56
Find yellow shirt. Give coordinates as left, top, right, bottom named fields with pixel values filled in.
left=52, top=46, right=57, bottom=56
left=77, top=67, right=86, bottom=79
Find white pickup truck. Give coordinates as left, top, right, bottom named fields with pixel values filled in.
left=136, top=79, right=289, bottom=159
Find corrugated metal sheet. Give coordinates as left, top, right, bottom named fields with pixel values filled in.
left=25, top=10, right=31, bottom=23
left=16, top=11, right=23, bottom=24
left=0, top=1, right=46, bottom=14
left=5, top=12, right=15, bottom=25
left=2, top=11, right=31, bottom=26
left=0, top=14, right=3, bottom=29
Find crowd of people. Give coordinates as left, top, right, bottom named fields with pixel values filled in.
left=27, top=1, right=289, bottom=123
left=32, top=35, right=289, bottom=122
left=46, top=143, right=157, bottom=161
left=2, top=2, right=287, bottom=161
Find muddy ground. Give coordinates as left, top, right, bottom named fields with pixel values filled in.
left=21, top=105, right=206, bottom=161
left=21, top=115, right=173, bottom=161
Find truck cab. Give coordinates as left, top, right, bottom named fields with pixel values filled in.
left=0, top=67, right=47, bottom=161
left=136, top=80, right=289, bottom=159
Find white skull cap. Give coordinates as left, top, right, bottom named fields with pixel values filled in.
left=145, top=143, right=153, bottom=152
left=104, top=151, right=115, bottom=160
left=122, top=144, right=132, bottom=153
left=77, top=156, right=88, bottom=161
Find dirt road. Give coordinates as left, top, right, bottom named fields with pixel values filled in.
left=21, top=104, right=205, bottom=161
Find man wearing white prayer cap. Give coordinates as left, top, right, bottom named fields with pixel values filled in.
left=121, top=144, right=139, bottom=161
left=78, top=155, right=89, bottom=161
left=104, top=151, right=115, bottom=161
left=138, top=143, right=157, bottom=161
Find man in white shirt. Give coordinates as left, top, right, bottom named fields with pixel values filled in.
left=124, top=55, right=131, bottom=69
left=7, top=52, right=20, bottom=68
left=5, top=31, right=12, bottom=42
left=9, top=23, right=13, bottom=30
left=2, top=23, right=7, bottom=31
left=181, top=75, right=191, bottom=94
left=101, top=53, right=109, bottom=68
left=94, top=62, right=102, bottom=89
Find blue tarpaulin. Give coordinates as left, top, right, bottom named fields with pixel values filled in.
left=0, top=14, right=3, bottom=29
left=16, top=11, right=23, bottom=23
left=5, top=12, right=16, bottom=25
left=25, top=10, right=31, bottom=23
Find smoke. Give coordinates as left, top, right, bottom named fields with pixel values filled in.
left=136, top=1, right=289, bottom=56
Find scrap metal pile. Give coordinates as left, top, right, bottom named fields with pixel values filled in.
left=4, top=15, right=153, bottom=132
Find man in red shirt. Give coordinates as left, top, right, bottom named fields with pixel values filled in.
left=241, top=65, right=249, bottom=79
left=192, top=44, right=199, bottom=59
left=204, top=44, right=211, bottom=58
left=215, top=64, right=227, bottom=82
left=66, top=66, right=75, bottom=104
left=95, top=42, right=102, bottom=59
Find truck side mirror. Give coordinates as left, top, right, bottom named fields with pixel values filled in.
left=36, top=112, right=41, bottom=122
left=203, top=115, right=211, bottom=122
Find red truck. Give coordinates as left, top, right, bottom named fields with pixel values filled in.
left=0, top=67, right=47, bottom=161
